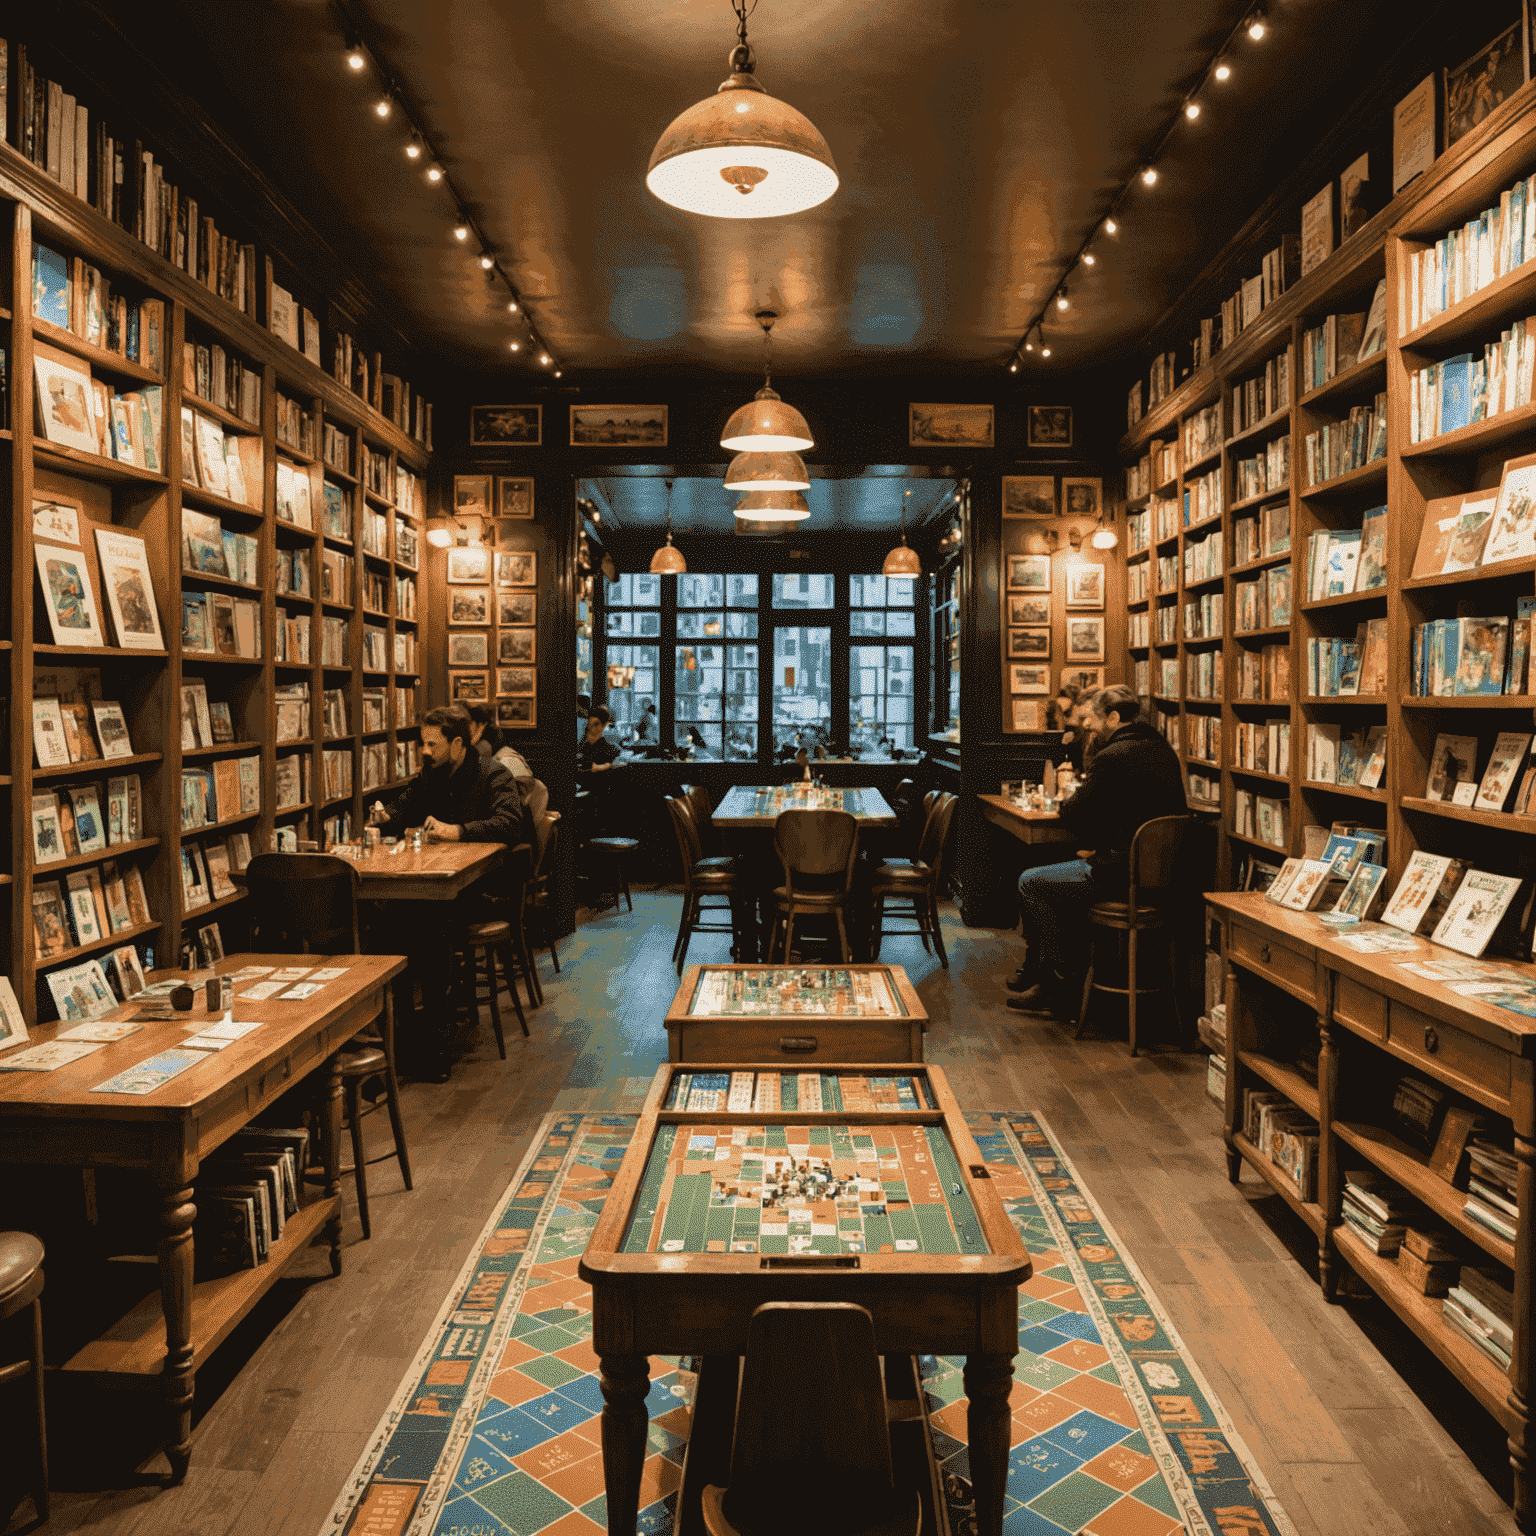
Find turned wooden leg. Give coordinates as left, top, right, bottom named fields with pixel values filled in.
left=964, top=1352, right=1015, bottom=1536
left=323, top=1049, right=345, bottom=1275
left=598, top=1352, right=651, bottom=1536
left=156, top=1174, right=197, bottom=1481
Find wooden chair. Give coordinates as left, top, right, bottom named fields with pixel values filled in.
left=1077, top=814, right=1195, bottom=1056
left=587, top=836, right=641, bottom=913
left=682, top=782, right=721, bottom=856
left=770, top=807, right=859, bottom=963
left=701, top=1302, right=918, bottom=1536
left=247, top=853, right=413, bottom=1237
left=0, top=1232, right=47, bottom=1523
left=667, top=796, right=746, bottom=974
left=522, top=809, right=563, bottom=991
left=870, top=791, right=957, bottom=968
left=453, top=911, right=531, bottom=1060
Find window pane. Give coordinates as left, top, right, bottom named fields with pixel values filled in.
left=850, top=611, right=885, bottom=636
left=726, top=611, right=759, bottom=639
left=726, top=574, right=758, bottom=607
left=885, top=612, right=916, bottom=637
left=605, top=612, right=634, bottom=637
left=678, top=574, right=725, bottom=608
left=886, top=577, right=915, bottom=605
left=772, top=574, right=834, bottom=609
left=677, top=610, right=724, bottom=639
left=850, top=575, right=884, bottom=607
left=606, top=644, right=660, bottom=730
left=604, top=573, right=661, bottom=607
left=850, top=644, right=915, bottom=754
left=773, top=626, right=831, bottom=750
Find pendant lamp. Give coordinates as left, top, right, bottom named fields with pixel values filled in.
left=721, top=310, right=813, bottom=452
left=1090, top=509, right=1119, bottom=549
left=425, top=516, right=457, bottom=549
left=650, top=479, right=688, bottom=574
left=724, top=450, right=810, bottom=491
left=735, top=490, right=810, bottom=522
left=883, top=490, right=922, bottom=577
left=646, top=4, right=839, bottom=220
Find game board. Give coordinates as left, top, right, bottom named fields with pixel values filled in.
left=663, top=1069, right=927, bottom=1111
left=687, top=966, right=905, bottom=1018
left=621, top=1119, right=989, bottom=1256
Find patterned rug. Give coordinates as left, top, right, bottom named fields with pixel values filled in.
left=324, top=1112, right=1296, bottom=1536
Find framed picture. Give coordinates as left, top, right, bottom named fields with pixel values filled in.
left=498, top=477, right=535, bottom=519
left=570, top=404, right=668, bottom=447
left=498, top=590, right=537, bottom=626
left=1010, top=699, right=1044, bottom=731
left=1062, top=477, right=1102, bottom=520
left=1002, top=476, right=1055, bottom=518
left=1340, top=151, right=1372, bottom=241
left=1066, top=617, right=1106, bottom=663
left=1008, top=627, right=1051, bottom=660
left=1009, top=664, right=1050, bottom=695
left=1027, top=405, right=1073, bottom=449
left=499, top=628, right=537, bottom=665
left=1061, top=666, right=1104, bottom=693
left=1066, top=563, right=1105, bottom=610
left=470, top=404, right=541, bottom=446
left=1446, top=22, right=1522, bottom=148
left=1006, top=555, right=1051, bottom=591
left=454, top=476, right=492, bottom=520
left=498, top=697, right=537, bottom=729
left=909, top=402, right=994, bottom=448
left=1007, top=593, right=1050, bottom=626
left=449, top=672, right=489, bottom=703
left=33, top=355, right=100, bottom=454
left=497, top=666, right=536, bottom=697
left=34, top=541, right=104, bottom=646
left=448, top=632, right=488, bottom=667
left=446, top=545, right=491, bottom=584
left=499, top=551, right=537, bottom=587
left=448, top=587, right=490, bottom=626
left=33, top=494, right=83, bottom=544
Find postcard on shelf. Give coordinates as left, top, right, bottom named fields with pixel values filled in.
left=34, top=540, right=104, bottom=647
left=1264, top=857, right=1305, bottom=904
left=31, top=698, right=71, bottom=767
left=33, top=350, right=99, bottom=454
left=1425, top=734, right=1478, bottom=802
left=0, top=978, right=29, bottom=1055
left=91, top=1050, right=205, bottom=1096
left=47, top=960, right=118, bottom=1022
left=32, top=496, right=81, bottom=545
left=1483, top=454, right=1536, bottom=566
left=0, top=1040, right=104, bottom=1072
left=1381, top=851, right=1453, bottom=932
left=1475, top=733, right=1532, bottom=812
left=1279, top=860, right=1332, bottom=911
left=95, top=528, right=164, bottom=650
left=1431, top=871, right=1524, bottom=958
left=1333, top=864, right=1388, bottom=922
left=1392, top=75, right=1436, bottom=195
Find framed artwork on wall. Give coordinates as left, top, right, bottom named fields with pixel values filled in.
left=447, top=632, right=488, bottom=667
left=453, top=476, right=492, bottom=520
left=500, top=551, right=537, bottom=587
left=1010, top=664, right=1050, bottom=694
left=448, top=587, right=490, bottom=625
left=446, top=545, right=491, bottom=583
left=497, top=666, right=536, bottom=697
left=499, top=628, right=537, bottom=665
left=1445, top=23, right=1522, bottom=148
left=497, top=477, right=535, bottom=519
left=1062, top=477, right=1102, bottom=520
left=1011, top=699, right=1045, bottom=730
left=1066, top=563, right=1105, bottom=609
left=470, top=404, right=541, bottom=446
left=1027, top=405, right=1073, bottom=448
left=1006, top=555, right=1051, bottom=591
left=570, top=405, right=668, bottom=446
left=1061, top=666, right=1104, bottom=693
left=1001, top=476, right=1055, bottom=518
left=1008, top=627, right=1051, bottom=659
left=909, top=402, right=994, bottom=447
left=498, top=590, right=537, bottom=626
left=1066, top=616, right=1106, bottom=663
left=1007, top=593, right=1050, bottom=626
left=449, top=672, right=489, bottom=703
left=498, top=697, right=537, bottom=728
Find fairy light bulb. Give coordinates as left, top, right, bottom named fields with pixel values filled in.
left=1083, top=252, right=1096, bottom=266
left=374, top=96, right=392, bottom=119
left=479, top=254, right=494, bottom=270
left=1141, top=165, right=1158, bottom=187
left=1105, top=217, right=1118, bottom=235
left=507, top=300, right=519, bottom=313
left=452, top=223, right=469, bottom=242
left=426, top=164, right=443, bottom=182
left=346, top=46, right=365, bottom=71
left=1215, top=61, right=1231, bottom=80
left=1185, top=100, right=1201, bottom=119
left=405, top=140, right=421, bottom=160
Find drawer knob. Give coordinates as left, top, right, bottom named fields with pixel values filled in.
left=779, top=1036, right=818, bottom=1053
left=1259, top=944, right=1271, bottom=964
left=1424, top=1026, right=1439, bottom=1054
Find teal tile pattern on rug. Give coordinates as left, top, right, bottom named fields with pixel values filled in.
left=331, top=1110, right=1292, bottom=1536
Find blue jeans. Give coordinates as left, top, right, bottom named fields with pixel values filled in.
left=1016, top=858, right=1109, bottom=983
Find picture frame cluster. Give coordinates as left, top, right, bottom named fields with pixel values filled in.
left=445, top=519, right=538, bottom=728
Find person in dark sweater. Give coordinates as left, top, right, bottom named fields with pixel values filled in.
left=1008, top=685, right=1186, bottom=1014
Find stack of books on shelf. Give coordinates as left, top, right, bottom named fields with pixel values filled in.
left=182, top=407, right=262, bottom=506
left=275, top=613, right=311, bottom=664
left=192, top=1125, right=310, bottom=1277
left=322, top=810, right=354, bottom=849
left=275, top=547, right=312, bottom=598
left=1243, top=1087, right=1318, bottom=1201
left=1127, top=557, right=1150, bottom=597
left=322, top=688, right=350, bottom=739
left=30, top=773, right=144, bottom=865
left=1444, top=1269, right=1514, bottom=1370
left=1464, top=1139, right=1518, bottom=1244
left=31, top=689, right=135, bottom=767
left=1394, top=1226, right=1463, bottom=1299
left=395, top=517, right=418, bottom=569
left=179, top=754, right=259, bottom=829
left=1233, top=502, right=1290, bottom=565
left=1232, top=791, right=1289, bottom=848
left=1186, top=711, right=1219, bottom=764
left=1184, top=591, right=1223, bottom=639
left=1126, top=380, right=1144, bottom=432
left=267, top=281, right=322, bottom=366
left=321, top=422, right=353, bottom=476
left=361, top=688, right=386, bottom=732
left=393, top=630, right=417, bottom=672
left=1230, top=353, right=1291, bottom=433
left=275, top=753, right=310, bottom=811
left=1184, top=530, right=1223, bottom=584
left=1306, top=621, right=1388, bottom=697
left=395, top=467, right=423, bottom=517
left=1147, top=353, right=1178, bottom=410
left=176, top=680, right=237, bottom=749
left=1157, top=657, right=1180, bottom=698
left=394, top=739, right=422, bottom=779
left=1129, top=612, right=1150, bottom=648
left=363, top=447, right=391, bottom=501
left=1183, top=466, right=1222, bottom=526
left=1183, top=404, right=1220, bottom=463
left=362, top=741, right=389, bottom=791
left=182, top=589, right=261, bottom=657
left=1300, top=284, right=1387, bottom=392
left=1401, top=166, right=1536, bottom=334
left=30, top=243, right=165, bottom=368
left=1189, top=651, right=1224, bottom=699
left=182, top=511, right=259, bottom=584
left=1236, top=644, right=1289, bottom=701
left=362, top=626, right=388, bottom=671
left=322, top=550, right=354, bottom=605
left=322, top=484, right=353, bottom=540
left=1424, top=730, right=1533, bottom=814
left=1234, top=719, right=1291, bottom=775
left=1133, top=659, right=1151, bottom=697
left=274, top=460, right=315, bottom=529
left=275, top=681, right=311, bottom=742
left=1221, top=236, right=1299, bottom=344
left=1188, top=769, right=1220, bottom=805
left=1342, top=1167, right=1419, bottom=1256
left=1155, top=604, right=1178, bottom=643
left=276, top=393, right=316, bottom=456
left=320, top=616, right=348, bottom=667
left=1304, top=394, right=1387, bottom=485
left=1157, top=553, right=1179, bottom=591
left=180, top=834, right=250, bottom=913
left=1412, top=610, right=1527, bottom=697
left=182, top=338, right=261, bottom=424
left=1305, top=722, right=1386, bottom=788
left=1124, top=457, right=1150, bottom=501
left=33, top=346, right=163, bottom=474
left=32, top=857, right=151, bottom=959
left=1151, top=495, right=1179, bottom=542
left=1235, top=436, right=1290, bottom=502
left=1234, top=565, right=1290, bottom=632
left=1412, top=459, right=1536, bottom=583
left=322, top=748, right=353, bottom=801
left=1155, top=706, right=1180, bottom=751
left=1304, top=509, right=1388, bottom=600
left=395, top=574, right=417, bottom=618
left=362, top=508, right=389, bottom=558
left=364, top=571, right=389, bottom=612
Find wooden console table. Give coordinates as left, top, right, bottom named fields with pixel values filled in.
left=1208, top=891, right=1534, bottom=1528
left=0, top=952, right=404, bottom=1480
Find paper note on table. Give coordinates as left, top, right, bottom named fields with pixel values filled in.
left=0, top=1041, right=104, bottom=1071
left=137, top=979, right=188, bottom=997
left=238, top=981, right=285, bottom=1000
left=270, top=968, right=313, bottom=982
left=58, top=1022, right=143, bottom=1043
left=1333, top=929, right=1421, bottom=953
left=91, top=1050, right=204, bottom=1095
left=226, top=966, right=277, bottom=981
left=279, top=983, right=324, bottom=1000
left=181, top=1020, right=263, bottom=1051
left=307, top=968, right=348, bottom=982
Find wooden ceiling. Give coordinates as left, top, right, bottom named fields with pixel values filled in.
left=156, top=0, right=1402, bottom=379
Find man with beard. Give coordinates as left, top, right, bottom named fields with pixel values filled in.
left=371, top=707, right=524, bottom=1078
left=1007, top=685, right=1185, bottom=1015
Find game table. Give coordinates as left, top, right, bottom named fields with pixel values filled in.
left=580, top=1061, right=1030, bottom=1536
left=665, top=963, right=927, bottom=1063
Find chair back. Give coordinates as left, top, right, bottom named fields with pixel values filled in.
left=533, top=811, right=561, bottom=885
left=667, top=796, right=704, bottom=889
left=1129, top=815, right=1195, bottom=903
left=525, top=778, right=550, bottom=828
left=774, top=808, right=859, bottom=896
left=683, top=783, right=718, bottom=855
left=917, top=791, right=959, bottom=877
left=245, top=852, right=361, bottom=953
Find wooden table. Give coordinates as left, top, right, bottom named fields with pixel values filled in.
left=665, top=964, right=927, bottom=1062
left=0, top=951, right=404, bottom=1480
left=331, top=839, right=506, bottom=901
left=580, top=1061, right=1029, bottom=1536
left=977, top=793, right=1077, bottom=846
left=712, top=784, right=899, bottom=828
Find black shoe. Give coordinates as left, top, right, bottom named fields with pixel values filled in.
left=1006, top=971, right=1041, bottom=993
left=1005, top=984, right=1055, bottom=1014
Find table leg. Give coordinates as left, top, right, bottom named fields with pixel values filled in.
left=323, top=1048, right=345, bottom=1275
left=155, top=1173, right=197, bottom=1481
left=598, top=1352, right=650, bottom=1536
left=964, top=1352, right=1015, bottom=1536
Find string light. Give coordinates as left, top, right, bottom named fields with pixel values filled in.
left=405, top=138, right=422, bottom=160
left=1214, top=61, right=1231, bottom=80
left=346, top=43, right=366, bottom=71
left=1104, top=217, right=1118, bottom=235
left=479, top=253, right=495, bottom=270
left=374, top=94, right=393, bottom=119
left=1056, top=287, right=1070, bottom=310
left=1009, top=361, right=1018, bottom=373
left=1040, top=344, right=1052, bottom=358
left=509, top=341, right=520, bottom=351
left=426, top=163, right=443, bottom=182
left=507, top=300, right=519, bottom=313
left=1141, top=164, right=1159, bottom=186
left=540, top=354, right=551, bottom=366
left=1247, top=7, right=1267, bottom=41
left=1184, top=100, right=1201, bottom=120
left=1024, top=338, right=1034, bottom=352
left=452, top=222, right=469, bottom=242
left=1082, top=252, right=1096, bottom=266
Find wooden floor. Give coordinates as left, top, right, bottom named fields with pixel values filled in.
left=1, top=891, right=1520, bottom=1536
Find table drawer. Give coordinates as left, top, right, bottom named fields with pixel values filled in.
left=1387, top=1001, right=1511, bottom=1115
left=1229, top=922, right=1315, bottom=1004
left=668, top=1018, right=923, bottom=1064
left=1333, top=974, right=1387, bottom=1042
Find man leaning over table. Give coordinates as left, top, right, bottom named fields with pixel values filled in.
left=368, top=706, right=524, bottom=1080
left=1008, top=685, right=1186, bottom=1018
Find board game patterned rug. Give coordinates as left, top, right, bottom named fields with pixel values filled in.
left=324, top=1111, right=1297, bottom=1536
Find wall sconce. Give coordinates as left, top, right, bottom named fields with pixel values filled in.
left=1068, top=527, right=1084, bottom=553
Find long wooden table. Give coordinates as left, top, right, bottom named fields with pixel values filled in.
left=713, top=784, right=899, bottom=828
left=977, top=793, right=1077, bottom=846
left=580, top=1061, right=1029, bottom=1536
left=330, top=839, right=506, bottom=901
left=0, top=951, right=404, bottom=1480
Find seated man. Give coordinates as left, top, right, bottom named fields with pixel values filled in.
left=1008, top=684, right=1186, bottom=1014
left=579, top=705, right=621, bottom=773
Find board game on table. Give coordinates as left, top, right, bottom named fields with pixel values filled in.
left=711, top=784, right=898, bottom=827
left=665, top=965, right=927, bottom=1062
left=580, top=1061, right=1030, bottom=1536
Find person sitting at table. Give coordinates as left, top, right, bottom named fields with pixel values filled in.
left=1046, top=683, right=1081, bottom=741
left=580, top=705, right=622, bottom=773
left=464, top=701, right=503, bottom=758
left=1007, top=684, right=1185, bottom=1016
left=631, top=702, right=658, bottom=746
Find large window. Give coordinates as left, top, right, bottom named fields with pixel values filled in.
left=850, top=576, right=916, bottom=753
left=675, top=575, right=758, bottom=759
left=603, top=574, right=661, bottom=737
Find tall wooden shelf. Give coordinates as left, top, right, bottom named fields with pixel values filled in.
left=1, top=145, right=431, bottom=1028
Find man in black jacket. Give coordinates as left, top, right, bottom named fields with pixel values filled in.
left=1008, top=685, right=1186, bottom=1013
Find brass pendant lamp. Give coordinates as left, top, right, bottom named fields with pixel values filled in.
left=883, top=489, right=922, bottom=577
left=721, top=310, right=813, bottom=453
left=735, top=489, right=810, bottom=523
left=649, top=479, right=687, bottom=574
left=724, top=450, right=810, bottom=491
left=646, top=1, right=839, bottom=221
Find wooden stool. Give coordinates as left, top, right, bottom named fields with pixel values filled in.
left=0, top=1232, right=47, bottom=1523
left=588, top=836, right=640, bottom=913
left=457, top=917, right=533, bottom=1057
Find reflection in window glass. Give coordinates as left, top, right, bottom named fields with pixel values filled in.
left=773, top=626, right=831, bottom=751
left=677, top=574, right=724, bottom=609
left=772, top=574, right=834, bottom=609
left=606, top=643, right=659, bottom=735
left=676, top=639, right=758, bottom=760
left=851, top=644, right=915, bottom=752
left=605, top=574, right=661, bottom=607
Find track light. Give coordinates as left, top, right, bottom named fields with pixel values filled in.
left=1024, top=338, right=1034, bottom=353
left=1105, top=217, right=1118, bottom=235
left=1185, top=100, right=1201, bottom=120
left=426, top=163, right=444, bottom=182
left=405, top=138, right=422, bottom=160
left=1041, top=344, right=1052, bottom=358
left=479, top=253, right=494, bottom=270
left=540, top=354, right=551, bottom=366
left=345, top=38, right=365, bottom=70
left=374, top=94, right=392, bottom=119
left=509, top=341, right=520, bottom=351
left=1056, top=288, right=1069, bottom=311
left=1247, top=8, right=1266, bottom=40
left=1141, top=165, right=1158, bottom=187
left=1215, top=61, right=1231, bottom=80
left=452, top=222, right=469, bottom=242
left=507, top=300, right=519, bottom=313
left=1082, top=252, right=1096, bottom=266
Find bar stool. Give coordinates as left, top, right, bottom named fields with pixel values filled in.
left=587, top=836, right=640, bottom=913
left=667, top=796, right=747, bottom=972
left=524, top=811, right=562, bottom=983
left=0, top=1231, right=47, bottom=1523
left=869, top=792, right=957, bottom=968
left=456, top=916, right=532, bottom=1057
